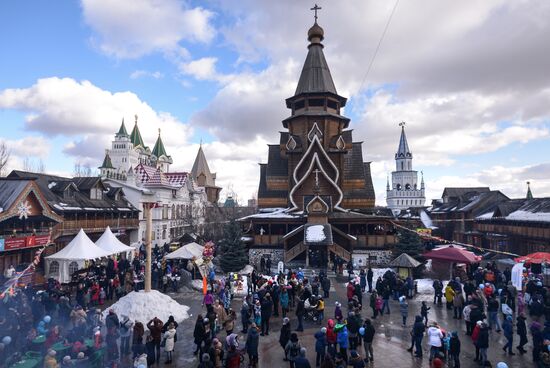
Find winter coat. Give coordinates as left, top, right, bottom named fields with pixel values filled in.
left=399, top=301, right=408, bottom=317
left=246, top=328, right=259, bottom=356
left=476, top=326, right=489, bottom=349
left=449, top=336, right=461, bottom=355
left=280, top=292, right=289, bottom=308
left=315, top=331, right=327, bottom=353
left=147, top=319, right=163, bottom=342
left=321, top=277, right=331, bottom=292
left=412, top=316, right=425, bottom=337
left=163, top=328, right=176, bottom=352
left=362, top=323, right=375, bottom=343
left=285, top=341, right=302, bottom=362
left=347, top=283, right=355, bottom=300
left=427, top=327, right=443, bottom=347
left=279, top=324, right=291, bottom=348
left=444, top=285, right=455, bottom=302
left=517, top=315, right=527, bottom=337
left=44, top=355, right=58, bottom=368
left=337, top=327, right=349, bottom=349
left=462, top=304, right=471, bottom=321
left=326, top=322, right=337, bottom=345
left=453, top=293, right=464, bottom=307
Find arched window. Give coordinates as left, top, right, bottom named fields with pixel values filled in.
left=49, top=261, right=60, bottom=275
left=69, top=261, right=79, bottom=276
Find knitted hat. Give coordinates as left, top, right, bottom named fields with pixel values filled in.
left=321, top=327, right=327, bottom=333
left=48, top=350, right=56, bottom=357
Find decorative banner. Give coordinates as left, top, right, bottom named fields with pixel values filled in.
left=416, top=228, right=432, bottom=236
left=202, top=276, right=207, bottom=295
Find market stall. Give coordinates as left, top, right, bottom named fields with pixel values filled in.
left=424, top=244, right=480, bottom=280
left=95, top=226, right=135, bottom=259
left=388, top=253, right=422, bottom=278
left=45, top=229, right=111, bottom=283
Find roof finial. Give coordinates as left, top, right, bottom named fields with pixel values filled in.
left=200, top=138, right=203, bottom=147
left=399, top=121, right=406, bottom=128
left=310, top=4, right=322, bottom=23
left=134, top=114, right=138, bottom=125
left=158, top=128, right=161, bottom=136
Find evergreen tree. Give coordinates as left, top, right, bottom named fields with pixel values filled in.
left=393, top=228, right=424, bottom=259
left=217, top=219, right=248, bottom=272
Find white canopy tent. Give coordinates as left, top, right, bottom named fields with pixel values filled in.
left=165, top=242, right=204, bottom=260
left=95, top=226, right=135, bottom=259
left=45, top=229, right=111, bottom=283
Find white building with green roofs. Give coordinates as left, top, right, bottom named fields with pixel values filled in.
left=99, top=117, right=212, bottom=246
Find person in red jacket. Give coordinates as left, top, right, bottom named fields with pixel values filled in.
left=347, top=282, right=355, bottom=302
left=471, top=320, right=482, bottom=362
left=326, top=319, right=337, bottom=358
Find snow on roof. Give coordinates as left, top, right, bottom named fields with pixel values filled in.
left=476, top=211, right=494, bottom=219
left=239, top=208, right=301, bottom=220
left=306, top=225, right=326, bottom=242
left=507, top=210, right=550, bottom=223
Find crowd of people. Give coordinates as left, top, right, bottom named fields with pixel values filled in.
left=2, top=244, right=550, bottom=368
left=190, top=261, right=550, bottom=368
left=0, top=242, right=192, bottom=368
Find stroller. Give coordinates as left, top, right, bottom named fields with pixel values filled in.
left=304, top=295, right=320, bottom=322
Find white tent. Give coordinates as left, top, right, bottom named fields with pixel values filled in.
left=45, top=229, right=111, bottom=283
left=165, top=242, right=204, bottom=260
left=95, top=226, right=135, bottom=259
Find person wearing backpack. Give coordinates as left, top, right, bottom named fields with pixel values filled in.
left=285, top=333, right=302, bottom=368
left=361, top=319, right=375, bottom=363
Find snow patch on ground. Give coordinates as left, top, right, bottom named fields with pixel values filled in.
left=306, top=225, right=326, bottom=242
left=103, top=290, right=189, bottom=324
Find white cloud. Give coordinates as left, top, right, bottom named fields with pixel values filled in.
left=130, top=70, right=164, bottom=79
left=0, top=136, right=51, bottom=158
left=0, top=77, right=192, bottom=165
left=81, top=0, right=215, bottom=58
left=179, top=57, right=223, bottom=82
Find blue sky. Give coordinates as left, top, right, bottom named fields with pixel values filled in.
left=1, top=0, right=550, bottom=204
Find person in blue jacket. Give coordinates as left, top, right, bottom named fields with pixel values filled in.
left=337, top=325, right=349, bottom=364
left=502, top=315, right=515, bottom=355
left=314, top=327, right=327, bottom=367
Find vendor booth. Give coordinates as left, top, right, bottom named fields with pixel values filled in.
left=45, top=229, right=111, bottom=283
left=388, top=253, right=422, bottom=278
left=165, top=242, right=204, bottom=260
left=424, top=244, right=481, bottom=280
left=95, top=226, right=135, bottom=259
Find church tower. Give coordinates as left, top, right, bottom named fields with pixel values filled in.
left=151, top=129, right=172, bottom=172
left=386, top=123, right=425, bottom=214
left=258, top=15, right=375, bottom=210
left=191, top=145, right=221, bottom=204
left=108, top=118, right=139, bottom=177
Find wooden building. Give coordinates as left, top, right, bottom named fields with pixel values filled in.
left=242, top=20, right=397, bottom=268
left=7, top=171, right=139, bottom=258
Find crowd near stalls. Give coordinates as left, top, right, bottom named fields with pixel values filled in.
left=0, top=224, right=195, bottom=368
left=190, top=253, right=550, bottom=368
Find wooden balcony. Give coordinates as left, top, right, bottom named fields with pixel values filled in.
left=355, top=235, right=397, bottom=248
left=253, top=235, right=284, bottom=246
left=53, top=218, right=139, bottom=238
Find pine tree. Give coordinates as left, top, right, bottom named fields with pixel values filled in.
left=217, top=219, right=248, bottom=272
left=393, top=228, right=424, bottom=259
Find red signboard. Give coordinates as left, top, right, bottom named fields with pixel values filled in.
left=2, top=234, right=50, bottom=251
left=4, top=237, right=27, bottom=250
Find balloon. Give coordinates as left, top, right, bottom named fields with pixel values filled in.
left=359, top=327, right=365, bottom=336
left=2, top=336, right=11, bottom=345
left=43, top=315, right=51, bottom=323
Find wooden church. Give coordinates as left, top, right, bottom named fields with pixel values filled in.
left=241, top=17, right=397, bottom=268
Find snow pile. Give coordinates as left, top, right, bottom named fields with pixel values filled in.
left=416, top=279, right=450, bottom=294
left=507, top=210, right=550, bottom=223
left=103, top=290, right=189, bottom=324
left=306, top=225, right=326, bottom=242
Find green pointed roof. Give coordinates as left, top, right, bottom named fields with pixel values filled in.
left=152, top=129, right=169, bottom=158
left=527, top=181, right=533, bottom=199
left=99, top=152, right=114, bottom=169
left=130, top=116, right=146, bottom=149
left=117, top=118, right=129, bottom=137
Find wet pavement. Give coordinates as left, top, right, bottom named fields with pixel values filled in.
left=141, top=278, right=533, bottom=368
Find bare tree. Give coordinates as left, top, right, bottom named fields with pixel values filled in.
left=73, top=162, right=92, bottom=177
left=0, top=142, right=10, bottom=176
left=22, top=157, right=46, bottom=173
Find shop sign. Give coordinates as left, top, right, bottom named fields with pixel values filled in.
left=0, top=234, right=50, bottom=251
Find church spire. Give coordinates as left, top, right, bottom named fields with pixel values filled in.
left=117, top=118, right=128, bottom=137
left=526, top=181, right=534, bottom=199
left=152, top=128, right=169, bottom=158
left=386, top=175, right=390, bottom=191
left=129, top=114, right=146, bottom=149
left=294, top=16, right=339, bottom=98
left=421, top=171, right=425, bottom=190
left=396, top=122, right=412, bottom=159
